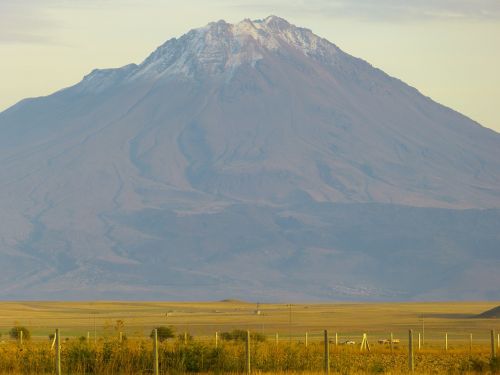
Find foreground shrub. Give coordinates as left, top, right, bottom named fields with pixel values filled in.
left=9, top=326, right=30, bottom=341
left=491, top=357, right=500, bottom=373
left=150, top=326, right=175, bottom=342
left=220, top=329, right=266, bottom=342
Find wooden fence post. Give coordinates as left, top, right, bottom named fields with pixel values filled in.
left=246, top=330, right=251, bottom=375
left=93, top=313, right=97, bottom=346
left=422, top=314, right=425, bottom=346
left=421, top=315, right=425, bottom=347
left=119, top=331, right=123, bottom=343
left=324, top=330, right=330, bottom=375
left=19, top=330, right=23, bottom=346
left=418, top=332, right=421, bottom=350
left=360, top=333, right=370, bottom=352
left=305, top=332, right=308, bottom=347
left=153, top=328, right=159, bottom=375
left=445, top=333, right=448, bottom=351
left=469, top=333, right=473, bottom=354
left=390, top=332, right=394, bottom=354
left=408, top=329, right=414, bottom=373
left=492, top=330, right=497, bottom=359
left=215, top=331, right=218, bottom=349
left=335, top=332, right=338, bottom=347
left=275, top=333, right=279, bottom=345
left=56, top=328, right=61, bottom=375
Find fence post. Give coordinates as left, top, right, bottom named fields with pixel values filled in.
left=469, top=333, right=473, bottom=354
left=93, top=313, right=97, bottom=346
left=305, top=332, right=308, bottom=347
left=360, top=333, right=370, bottom=352
left=408, top=329, right=414, bottom=373
left=56, top=328, right=61, bottom=375
left=275, top=333, right=279, bottom=345
left=153, top=328, right=159, bottom=375
left=335, top=332, right=338, bottom=347
left=184, top=332, right=187, bottom=345
left=215, top=331, right=218, bottom=349
left=418, top=332, right=421, bottom=350
left=445, top=333, right=448, bottom=351
left=492, top=330, right=497, bottom=359
left=324, top=330, right=330, bottom=375
left=390, top=332, right=394, bottom=354
left=246, top=330, right=251, bottom=375
left=19, top=330, right=23, bottom=346
left=421, top=315, right=425, bottom=347
left=87, top=331, right=90, bottom=345
left=119, top=331, right=123, bottom=343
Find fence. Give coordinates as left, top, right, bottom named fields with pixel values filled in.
left=1, top=327, right=498, bottom=374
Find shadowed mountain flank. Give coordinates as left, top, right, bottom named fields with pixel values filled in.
left=476, top=306, right=500, bottom=318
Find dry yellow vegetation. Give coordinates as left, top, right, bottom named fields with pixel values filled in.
left=0, top=337, right=497, bottom=374
left=0, top=301, right=499, bottom=374
left=0, top=300, right=498, bottom=342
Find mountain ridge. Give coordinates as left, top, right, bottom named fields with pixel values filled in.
left=0, top=16, right=499, bottom=300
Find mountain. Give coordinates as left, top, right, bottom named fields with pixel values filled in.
left=476, top=306, right=500, bottom=319
left=0, top=16, right=499, bottom=301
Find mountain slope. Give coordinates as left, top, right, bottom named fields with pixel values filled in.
left=476, top=305, right=500, bottom=318
left=0, top=16, right=499, bottom=300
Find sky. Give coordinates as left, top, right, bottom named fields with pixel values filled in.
left=1, top=0, right=499, bottom=132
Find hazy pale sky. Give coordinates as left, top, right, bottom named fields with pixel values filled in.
left=1, top=0, right=499, bottom=131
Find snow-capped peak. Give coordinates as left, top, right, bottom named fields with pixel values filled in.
left=261, top=15, right=292, bottom=30
left=77, top=16, right=341, bottom=91
left=132, top=16, right=339, bottom=79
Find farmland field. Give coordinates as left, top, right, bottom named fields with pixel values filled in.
left=0, top=300, right=498, bottom=341
left=0, top=301, right=499, bottom=374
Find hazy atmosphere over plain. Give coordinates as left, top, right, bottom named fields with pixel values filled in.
left=1, top=0, right=500, bottom=132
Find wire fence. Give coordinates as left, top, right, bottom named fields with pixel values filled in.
left=0, top=327, right=498, bottom=374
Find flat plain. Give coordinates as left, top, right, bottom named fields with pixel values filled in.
left=0, top=300, right=498, bottom=344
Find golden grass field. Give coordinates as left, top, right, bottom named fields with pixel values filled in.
left=0, top=300, right=499, bottom=374
left=0, top=300, right=499, bottom=343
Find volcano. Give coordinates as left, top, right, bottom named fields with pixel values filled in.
left=0, top=16, right=499, bottom=300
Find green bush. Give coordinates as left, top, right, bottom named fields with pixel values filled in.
left=220, top=329, right=266, bottom=342
left=490, top=357, right=500, bottom=373
left=9, top=326, right=30, bottom=340
left=150, top=326, right=175, bottom=342
left=469, top=357, right=488, bottom=372
left=370, top=362, right=386, bottom=373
